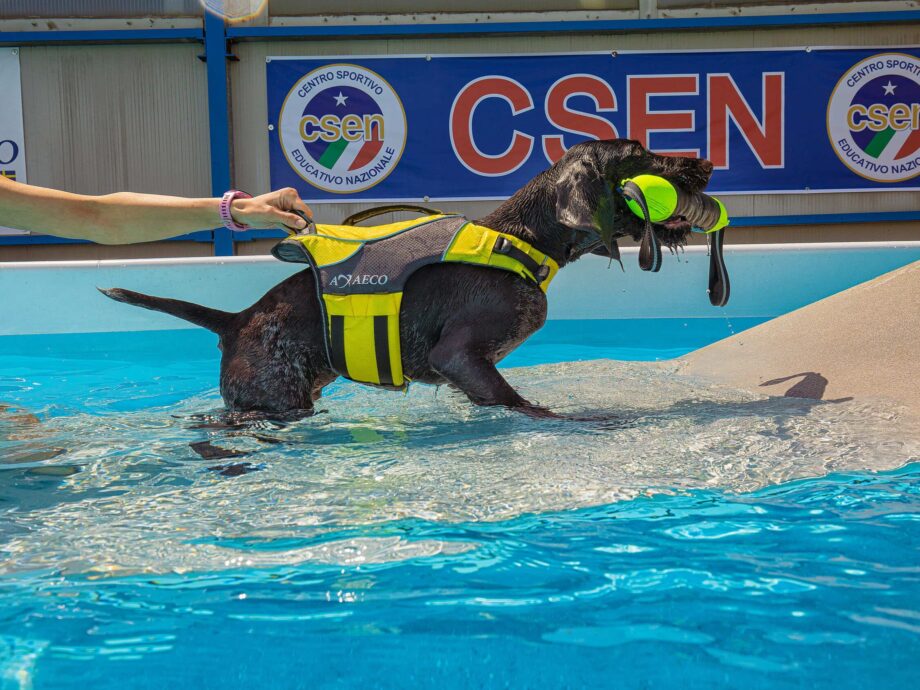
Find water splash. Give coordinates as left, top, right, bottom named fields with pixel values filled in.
left=2, top=360, right=916, bottom=577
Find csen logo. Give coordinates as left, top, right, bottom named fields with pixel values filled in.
left=827, top=53, right=920, bottom=182
left=278, top=63, right=407, bottom=194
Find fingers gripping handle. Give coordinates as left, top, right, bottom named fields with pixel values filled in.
left=287, top=209, right=316, bottom=236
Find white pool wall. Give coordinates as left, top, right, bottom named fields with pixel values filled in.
left=2, top=242, right=919, bottom=336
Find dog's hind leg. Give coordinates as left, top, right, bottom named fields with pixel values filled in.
left=311, top=372, right=338, bottom=403
left=429, top=334, right=558, bottom=419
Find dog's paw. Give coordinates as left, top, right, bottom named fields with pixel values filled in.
left=517, top=404, right=566, bottom=420
left=207, top=462, right=263, bottom=477
left=189, top=441, right=247, bottom=460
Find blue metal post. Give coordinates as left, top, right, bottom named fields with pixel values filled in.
left=203, top=11, right=234, bottom=257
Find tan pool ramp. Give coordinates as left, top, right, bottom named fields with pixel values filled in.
left=679, top=260, right=920, bottom=417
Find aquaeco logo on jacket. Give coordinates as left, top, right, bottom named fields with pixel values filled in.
left=827, top=52, right=920, bottom=183
left=278, top=63, right=407, bottom=193
left=328, top=273, right=390, bottom=288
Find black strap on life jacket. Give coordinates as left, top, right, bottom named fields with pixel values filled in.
left=493, top=236, right=550, bottom=282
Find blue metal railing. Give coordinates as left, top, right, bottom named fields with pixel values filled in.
left=0, top=28, right=202, bottom=45
left=227, top=10, right=920, bottom=40
left=1, top=9, right=918, bottom=252
left=0, top=231, right=213, bottom=246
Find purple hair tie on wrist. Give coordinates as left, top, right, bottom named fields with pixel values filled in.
left=220, top=190, right=253, bottom=231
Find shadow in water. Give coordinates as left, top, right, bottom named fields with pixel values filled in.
left=575, top=392, right=845, bottom=432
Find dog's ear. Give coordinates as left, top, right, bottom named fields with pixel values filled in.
left=555, top=157, right=623, bottom=261
left=555, top=159, right=609, bottom=233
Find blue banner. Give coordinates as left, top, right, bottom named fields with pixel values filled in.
left=266, top=48, right=920, bottom=201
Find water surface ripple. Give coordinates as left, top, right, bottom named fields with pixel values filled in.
left=0, top=332, right=918, bottom=689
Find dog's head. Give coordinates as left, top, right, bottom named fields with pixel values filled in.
left=553, top=139, right=714, bottom=254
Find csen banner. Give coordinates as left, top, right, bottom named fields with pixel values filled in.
left=0, top=47, right=27, bottom=235
left=266, top=48, right=920, bottom=201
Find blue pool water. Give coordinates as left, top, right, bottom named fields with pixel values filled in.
left=1, top=319, right=918, bottom=689
left=0, top=318, right=765, bottom=415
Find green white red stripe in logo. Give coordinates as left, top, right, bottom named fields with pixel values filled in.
left=863, top=126, right=920, bottom=160
left=316, top=137, right=384, bottom=171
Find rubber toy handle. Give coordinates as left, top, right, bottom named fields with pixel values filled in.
left=708, top=228, right=730, bottom=307
left=620, top=180, right=662, bottom=273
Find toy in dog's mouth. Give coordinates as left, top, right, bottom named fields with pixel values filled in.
left=618, top=174, right=731, bottom=307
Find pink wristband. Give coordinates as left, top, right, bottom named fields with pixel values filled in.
left=220, top=190, right=253, bottom=231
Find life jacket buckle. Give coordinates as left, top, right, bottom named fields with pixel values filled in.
left=494, top=235, right=549, bottom=284
left=494, top=236, right=512, bottom=254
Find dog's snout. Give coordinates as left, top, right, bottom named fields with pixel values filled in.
left=699, top=159, right=714, bottom=174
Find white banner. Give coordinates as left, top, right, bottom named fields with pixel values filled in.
left=0, top=47, right=28, bottom=235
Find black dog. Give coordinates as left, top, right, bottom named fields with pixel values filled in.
left=102, top=140, right=712, bottom=418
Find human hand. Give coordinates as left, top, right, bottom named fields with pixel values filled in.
left=230, top=187, right=312, bottom=231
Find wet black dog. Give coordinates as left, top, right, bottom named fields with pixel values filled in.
left=102, top=140, right=712, bottom=419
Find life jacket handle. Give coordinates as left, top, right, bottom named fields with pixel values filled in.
left=341, top=204, right=444, bottom=227
left=286, top=209, right=317, bottom=237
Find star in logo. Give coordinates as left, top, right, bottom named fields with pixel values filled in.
left=882, top=81, right=897, bottom=95
left=334, top=92, right=348, bottom=106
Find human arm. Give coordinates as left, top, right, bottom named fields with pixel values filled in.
left=0, top=176, right=311, bottom=245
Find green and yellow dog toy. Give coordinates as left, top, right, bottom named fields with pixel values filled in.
left=619, top=174, right=731, bottom=307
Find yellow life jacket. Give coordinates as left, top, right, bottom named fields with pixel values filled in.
left=271, top=214, right=559, bottom=390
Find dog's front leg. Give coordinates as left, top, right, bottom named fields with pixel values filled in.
left=429, top=334, right=558, bottom=418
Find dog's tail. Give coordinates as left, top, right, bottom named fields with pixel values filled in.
left=98, top=287, right=232, bottom=333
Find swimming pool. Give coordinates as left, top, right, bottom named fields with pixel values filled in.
left=1, top=245, right=919, bottom=689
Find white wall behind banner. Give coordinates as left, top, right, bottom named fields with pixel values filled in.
left=0, top=47, right=27, bottom=236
